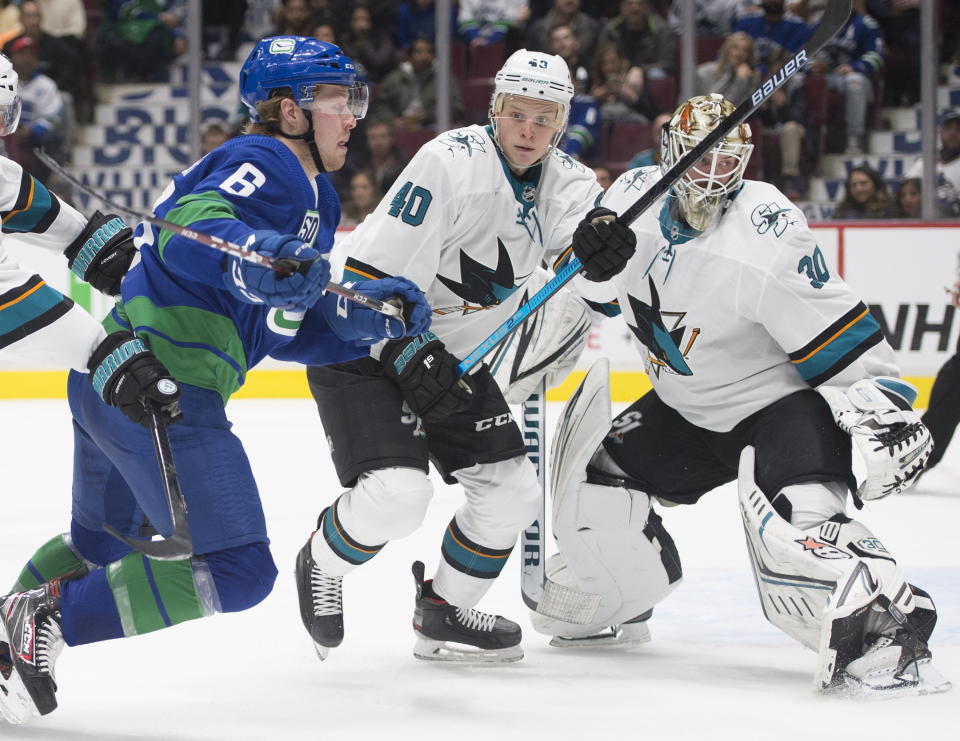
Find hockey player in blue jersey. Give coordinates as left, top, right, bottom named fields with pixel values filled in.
left=0, top=36, right=432, bottom=725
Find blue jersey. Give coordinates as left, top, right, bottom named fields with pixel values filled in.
left=109, top=134, right=364, bottom=402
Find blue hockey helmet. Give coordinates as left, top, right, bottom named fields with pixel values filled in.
left=239, top=36, right=368, bottom=122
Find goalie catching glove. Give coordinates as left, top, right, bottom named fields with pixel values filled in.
left=819, top=377, right=932, bottom=500
left=380, top=332, right=474, bottom=423
left=63, top=211, right=137, bottom=296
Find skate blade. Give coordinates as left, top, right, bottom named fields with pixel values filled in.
left=549, top=622, right=651, bottom=649
left=833, top=659, right=953, bottom=700
left=413, top=637, right=523, bottom=664
left=312, top=641, right=331, bottom=662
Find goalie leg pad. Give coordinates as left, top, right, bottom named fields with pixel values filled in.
left=531, top=479, right=682, bottom=639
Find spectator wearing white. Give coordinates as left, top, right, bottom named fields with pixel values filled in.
left=905, top=108, right=960, bottom=207
left=36, top=0, right=85, bottom=39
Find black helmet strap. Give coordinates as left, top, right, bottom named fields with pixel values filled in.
left=273, top=107, right=325, bottom=173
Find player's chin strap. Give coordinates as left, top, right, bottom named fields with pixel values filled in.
left=274, top=115, right=326, bottom=173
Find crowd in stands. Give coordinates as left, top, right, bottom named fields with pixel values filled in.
left=0, top=0, right=958, bottom=223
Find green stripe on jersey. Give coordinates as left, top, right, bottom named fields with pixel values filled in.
left=157, top=190, right=239, bottom=260
left=107, top=554, right=209, bottom=637
left=120, top=296, right=248, bottom=402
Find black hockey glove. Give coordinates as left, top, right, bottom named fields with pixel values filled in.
left=380, top=332, right=475, bottom=423
left=63, top=211, right=137, bottom=296
left=571, top=206, right=637, bottom=282
left=88, top=332, right=182, bottom=428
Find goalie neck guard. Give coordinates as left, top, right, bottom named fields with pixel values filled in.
left=661, top=94, right=753, bottom=232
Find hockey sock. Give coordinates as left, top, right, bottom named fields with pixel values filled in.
left=317, top=501, right=387, bottom=567
left=57, top=543, right=276, bottom=645
left=9, top=533, right=93, bottom=594
left=439, top=517, right=513, bottom=581
left=59, top=553, right=217, bottom=645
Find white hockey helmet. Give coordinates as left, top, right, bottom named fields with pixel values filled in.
left=0, top=53, right=21, bottom=136
left=489, top=49, right=574, bottom=168
left=661, top=94, right=753, bottom=231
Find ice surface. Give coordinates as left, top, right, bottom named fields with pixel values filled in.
left=1, top=399, right=957, bottom=740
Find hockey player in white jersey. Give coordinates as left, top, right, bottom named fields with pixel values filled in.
left=0, top=51, right=181, bottom=724
left=532, top=94, right=950, bottom=697
left=297, top=49, right=636, bottom=662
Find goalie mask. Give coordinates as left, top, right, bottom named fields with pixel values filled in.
left=489, top=49, right=574, bottom=169
left=661, top=94, right=753, bottom=231
left=0, top=53, right=21, bottom=136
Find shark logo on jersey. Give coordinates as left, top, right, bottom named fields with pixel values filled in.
left=622, top=168, right=651, bottom=192
left=436, top=238, right=520, bottom=308
left=441, top=129, right=487, bottom=157
left=626, top=277, right=695, bottom=377
left=554, top=150, right=585, bottom=172
left=751, top=203, right=797, bottom=237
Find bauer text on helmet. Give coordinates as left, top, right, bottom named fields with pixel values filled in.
left=0, top=52, right=21, bottom=135
left=661, top=94, right=753, bottom=231
left=489, top=50, right=574, bottom=170
left=239, top=36, right=368, bottom=123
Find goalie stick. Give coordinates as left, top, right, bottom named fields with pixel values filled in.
left=455, top=0, right=852, bottom=377
left=33, top=149, right=403, bottom=320
left=103, top=404, right=194, bottom=560
left=520, top=381, right=546, bottom=609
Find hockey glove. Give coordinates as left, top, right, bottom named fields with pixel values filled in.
left=322, top=276, right=432, bottom=345
left=819, top=377, right=932, bottom=500
left=223, top=230, right=330, bottom=311
left=89, top=332, right=182, bottom=427
left=380, top=332, right=475, bottom=423
left=63, top=211, right=136, bottom=296
left=571, top=207, right=637, bottom=282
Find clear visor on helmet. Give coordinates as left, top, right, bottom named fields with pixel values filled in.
left=490, top=93, right=565, bottom=132
left=0, top=96, right=21, bottom=136
left=298, top=81, right=369, bottom=119
left=669, top=129, right=753, bottom=198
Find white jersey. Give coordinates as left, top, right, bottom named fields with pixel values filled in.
left=338, top=124, right=602, bottom=360
left=0, top=156, right=104, bottom=369
left=579, top=167, right=899, bottom=432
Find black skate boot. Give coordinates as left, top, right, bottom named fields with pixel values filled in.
left=295, top=536, right=343, bottom=661
left=411, top=561, right=522, bottom=663
left=0, top=582, right=64, bottom=724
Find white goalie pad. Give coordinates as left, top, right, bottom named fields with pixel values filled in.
left=489, top=267, right=593, bottom=404
left=737, top=446, right=923, bottom=692
left=531, top=358, right=682, bottom=637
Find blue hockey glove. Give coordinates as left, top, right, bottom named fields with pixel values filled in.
left=322, top=277, right=432, bottom=344
left=88, top=331, right=182, bottom=427
left=63, top=211, right=136, bottom=296
left=223, top=230, right=330, bottom=310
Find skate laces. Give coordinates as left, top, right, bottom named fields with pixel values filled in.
left=310, top=568, right=342, bottom=617
left=35, top=612, right=63, bottom=676
left=454, top=607, right=498, bottom=632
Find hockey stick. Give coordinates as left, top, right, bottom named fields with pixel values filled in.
left=520, top=381, right=547, bottom=610
left=455, top=0, right=852, bottom=377
left=33, top=149, right=403, bottom=320
left=103, top=404, right=194, bottom=561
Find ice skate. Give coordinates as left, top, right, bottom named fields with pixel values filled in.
left=549, top=611, right=653, bottom=649
left=0, top=583, right=63, bottom=724
left=295, top=538, right=343, bottom=661
left=411, top=561, right=523, bottom=664
left=839, top=629, right=952, bottom=699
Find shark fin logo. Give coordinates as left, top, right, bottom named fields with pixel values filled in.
left=437, top=238, right=517, bottom=307
left=626, top=277, right=694, bottom=377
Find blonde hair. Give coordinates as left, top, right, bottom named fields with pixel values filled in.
left=718, top=32, right=755, bottom=76
left=241, top=93, right=291, bottom=135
